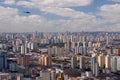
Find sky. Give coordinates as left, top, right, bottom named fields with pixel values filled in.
left=0, top=0, right=120, bottom=32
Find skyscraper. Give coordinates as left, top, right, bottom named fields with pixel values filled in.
left=91, top=57, right=96, bottom=75
left=40, top=71, right=51, bottom=80
left=105, top=55, right=111, bottom=69
left=0, top=52, right=7, bottom=72
left=39, top=54, right=52, bottom=66
left=111, top=56, right=117, bottom=72
left=116, top=56, right=120, bottom=71
left=17, top=54, right=30, bottom=66
left=98, top=54, right=105, bottom=69
left=95, top=62, right=99, bottom=77
left=79, top=56, right=85, bottom=70
left=21, top=44, right=25, bottom=54
left=71, top=56, right=77, bottom=69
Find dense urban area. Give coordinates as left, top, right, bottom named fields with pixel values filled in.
left=0, top=31, right=120, bottom=80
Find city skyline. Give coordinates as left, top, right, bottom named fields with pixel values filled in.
left=0, top=0, right=120, bottom=32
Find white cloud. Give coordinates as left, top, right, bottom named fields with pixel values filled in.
left=17, top=1, right=34, bottom=7
left=0, top=6, right=96, bottom=32
left=99, top=4, right=120, bottom=12
left=98, top=4, right=120, bottom=22
left=4, top=0, right=15, bottom=5
left=16, top=0, right=93, bottom=8
left=41, top=7, right=95, bottom=19
left=17, top=0, right=95, bottom=20
left=110, top=0, right=120, bottom=2
left=0, top=1, right=120, bottom=32
left=30, top=0, right=93, bottom=7
left=0, top=6, right=18, bottom=17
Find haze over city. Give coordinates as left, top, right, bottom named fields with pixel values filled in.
left=0, top=0, right=120, bottom=32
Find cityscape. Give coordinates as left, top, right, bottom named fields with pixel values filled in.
left=0, top=32, right=120, bottom=80
left=0, top=0, right=120, bottom=80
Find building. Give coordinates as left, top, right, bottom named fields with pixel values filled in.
left=17, top=55, right=31, bottom=66
left=9, top=63, right=18, bottom=72
left=115, top=48, right=120, bottom=56
left=71, top=56, right=77, bottom=69
left=82, top=41, right=87, bottom=54
left=51, top=70, right=56, bottom=80
left=21, top=44, right=25, bottom=54
left=111, top=56, right=117, bottom=72
left=0, top=73, right=23, bottom=80
left=39, top=54, right=52, bottom=66
left=40, top=71, right=51, bottom=80
left=64, top=69, right=81, bottom=80
left=0, top=52, right=7, bottom=72
left=97, top=54, right=105, bottom=69
left=116, top=56, right=120, bottom=71
left=91, top=57, right=96, bottom=75
left=57, top=72, right=64, bottom=80
left=105, top=55, right=111, bottom=69
left=94, top=62, right=99, bottom=77
left=79, top=56, right=85, bottom=70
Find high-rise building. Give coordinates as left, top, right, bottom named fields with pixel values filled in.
left=105, top=55, right=111, bottom=69
left=57, top=72, right=64, bottom=80
left=91, top=57, right=96, bottom=75
left=40, top=70, right=56, bottom=80
left=9, top=63, right=18, bottom=72
left=79, top=56, right=85, bottom=70
left=97, top=54, right=105, bottom=69
left=94, top=62, right=99, bottom=77
left=115, top=48, right=120, bottom=56
left=116, top=56, right=120, bottom=71
left=71, top=56, right=77, bottom=69
left=51, top=70, right=56, bottom=80
left=17, top=55, right=30, bottom=66
left=83, top=42, right=87, bottom=54
left=0, top=52, right=7, bottom=72
left=40, top=71, right=51, bottom=80
left=21, top=43, right=28, bottom=54
left=111, top=56, right=117, bottom=72
left=39, top=54, right=52, bottom=66
left=21, top=45, right=25, bottom=54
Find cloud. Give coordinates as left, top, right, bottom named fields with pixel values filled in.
left=98, top=4, right=120, bottom=22
left=0, top=15, right=47, bottom=32
left=0, top=6, right=18, bottom=17
left=30, top=0, right=93, bottom=7
left=0, top=1, right=120, bottom=32
left=17, top=0, right=95, bottom=20
left=0, top=6, right=96, bottom=32
left=0, top=6, right=44, bottom=32
left=4, top=0, right=15, bottom=5
left=110, top=0, right=120, bottom=2
left=17, top=1, right=34, bottom=8
left=99, top=4, right=120, bottom=12
left=40, top=7, right=95, bottom=19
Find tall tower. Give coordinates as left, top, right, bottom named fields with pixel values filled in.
left=51, top=70, right=56, bottom=80
left=39, top=54, right=52, bottom=66
left=21, top=44, right=25, bottom=54
left=71, top=56, right=77, bottom=69
left=111, top=56, right=117, bottom=72
left=83, top=41, right=87, bottom=54
left=97, top=54, right=105, bottom=69
left=95, top=62, right=99, bottom=77
left=91, top=57, right=96, bottom=75
left=17, top=55, right=30, bottom=66
left=0, top=52, right=7, bottom=72
left=116, top=56, right=120, bottom=71
left=105, top=55, right=111, bottom=69
left=79, top=56, right=85, bottom=70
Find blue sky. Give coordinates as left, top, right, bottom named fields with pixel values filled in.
left=0, top=0, right=120, bottom=32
